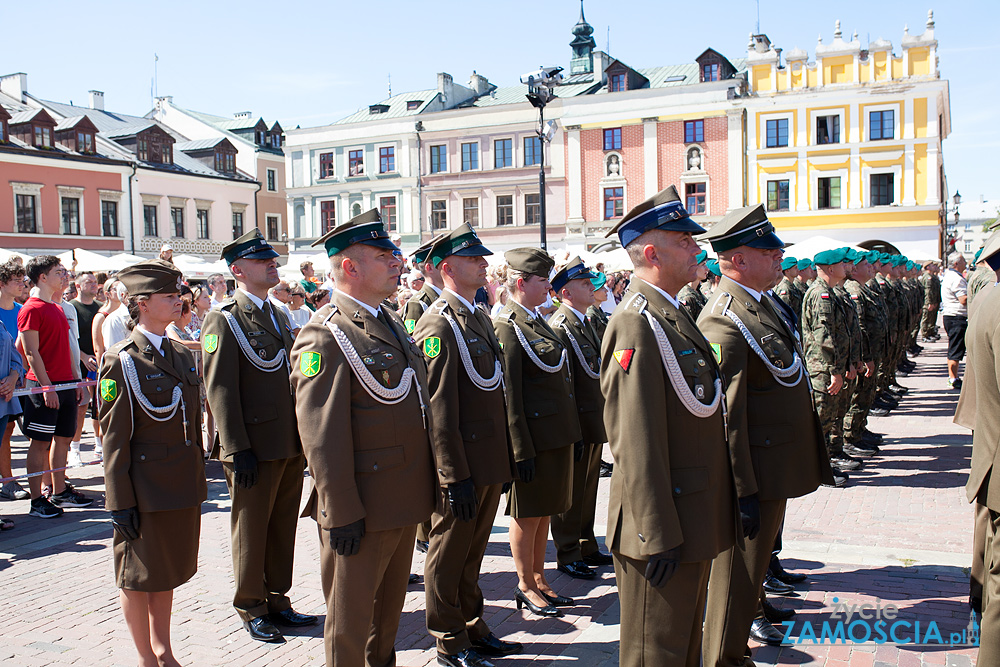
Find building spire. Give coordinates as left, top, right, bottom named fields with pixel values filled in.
left=570, top=0, right=597, bottom=74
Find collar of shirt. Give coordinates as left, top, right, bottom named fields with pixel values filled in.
left=427, top=283, right=442, bottom=296
left=641, top=279, right=681, bottom=309
left=567, top=306, right=587, bottom=325
left=135, top=325, right=166, bottom=355
left=335, top=290, right=381, bottom=319
left=731, top=280, right=763, bottom=302
left=509, top=299, right=536, bottom=319
left=238, top=288, right=267, bottom=310
left=444, top=288, right=476, bottom=313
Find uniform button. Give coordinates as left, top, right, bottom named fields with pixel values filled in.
left=765, top=439, right=771, bottom=445
left=565, top=377, right=571, bottom=383
left=533, top=412, right=539, bottom=417
left=373, top=464, right=379, bottom=471
left=470, top=434, right=477, bottom=441
left=674, top=486, right=682, bottom=494
left=156, top=386, right=163, bottom=392
left=320, top=509, right=327, bottom=517
left=140, top=454, right=146, bottom=461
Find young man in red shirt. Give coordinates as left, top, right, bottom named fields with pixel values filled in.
left=18, top=256, right=92, bottom=518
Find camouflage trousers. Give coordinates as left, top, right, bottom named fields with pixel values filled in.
left=920, top=307, right=938, bottom=338
left=844, top=370, right=878, bottom=442
left=813, top=380, right=854, bottom=457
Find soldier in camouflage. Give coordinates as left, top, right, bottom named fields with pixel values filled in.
left=842, top=251, right=885, bottom=455
left=968, top=248, right=995, bottom=305
left=920, top=262, right=941, bottom=341
left=677, top=250, right=710, bottom=321
left=802, top=248, right=859, bottom=475
left=774, top=257, right=802, bottom=322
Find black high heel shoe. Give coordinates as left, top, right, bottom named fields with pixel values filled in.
left=542, top=591, right=574, bottom=607
left=514, top=588, right=562, bottom=617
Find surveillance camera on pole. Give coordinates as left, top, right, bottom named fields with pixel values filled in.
left=520, top=66, right=564, bottom=88
left=520, top=66, right=563, bottom=252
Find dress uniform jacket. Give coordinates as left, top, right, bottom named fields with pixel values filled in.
left=413, top=290, right=516, bottom=655
left=586, top=305, right=610, bottom=341
left=202, top=289, right=304, bottom=622
left=101, top=329, right=205, bottom=592
left=291, top=292, right=436, bottom=667
left=495, top=301, right=581, bottom=517
left=402, top=282, right=442, bottom=334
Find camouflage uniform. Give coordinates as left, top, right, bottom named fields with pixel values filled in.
left=774, top=276, right=802, bottom=323
left=919, top=271, right=941, bottom=338
left=677, top=283, right=708, bottom=321
left=843, top=278, right=887, bottom=443
left=874, top=273, right=901, bottom=392
left=834, top=284, right=862, bottom=439
left=802, top=278, right=852, bottom=458
left=969, top=263, right=995, bottom=304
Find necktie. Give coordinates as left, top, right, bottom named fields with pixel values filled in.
left=261, top=300, right=276, bottom=332
left=376, top=309, right=403, bottom=347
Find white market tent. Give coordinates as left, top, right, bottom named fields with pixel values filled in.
left=171, top=254, right=230, bottom=280
left=57, top=248, right=126, bottom=273
left=0, top=248, right=33, bottom=264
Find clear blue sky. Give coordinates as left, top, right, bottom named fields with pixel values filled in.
left=6, top=0, right=996, bottom=201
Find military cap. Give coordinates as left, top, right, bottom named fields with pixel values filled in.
left=851, top=249, right=869, bottom=265
left=427, top=223, right=492, bottom=268
left=505, top=247, right=554, bottom=278
left=695, top=249, right=708, bottom=265
left=980, top=229, right=1000, bottom=270
left=311, top=208, right=396, bottom=257
left=701, top=204, right=784, bottom=252
left=606, top=185, right=705, bottom=247
left=813, top=248, right=849, bottom=265
left=117, top=259, right=183, bottom=297
left=706, top=258, right=721, bottom=276
left=551, top=257, right=599, bottom=292
left=591, top=271, right=607, bottom=290
left=797, top=258, right=813, bottom=270
left=222, top=228, right=279, bottom=264
left=905, top=260, right=915, bottom=271
left=781, top=256, right=798, bottom=271
left=411, top=232, right=448, bottom=264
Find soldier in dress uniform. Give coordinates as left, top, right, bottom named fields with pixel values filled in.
left=413, top=223, right=521, bottom=667
left=289, top=209, right=437, bottom=667
left=601, top=185, right=738, bottom=667
left=402, top=232, right=447, bottom=554
left=494, top=248, right=581, bottom=618
left=587, top=272, right=611, bottom=341
left=962, top=231, right=1000, bottom=664
left=697, top=207, right=836, bottom=665
left=99, top=259, right=206, bottom=667
left=202, top=229, right=317, bottom=643
left=677, top=250, right=710, bottom=321
left=548, top=257, right=613, bottom=580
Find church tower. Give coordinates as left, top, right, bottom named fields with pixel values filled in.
left=570, top=1, right=596, bottom=75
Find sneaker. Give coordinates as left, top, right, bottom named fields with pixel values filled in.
left=41, top=485, right=53, bottom=500
left=94, top=443, right=103, bottom=460
left=67, top=448, right=83, bottom=468
left=0, top=480, right=29, bottom=501
left=28, top=496, right=64, bottom=518
left=599, top=460, right=613, bottom=478
left=949, top=378, right=963, bottom=391
left=50, top=488, right=93, bottom=508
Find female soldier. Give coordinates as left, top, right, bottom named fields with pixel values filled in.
left=99, top=259, right=206, bottom=667
left=493, top=248, right=582, bottom=617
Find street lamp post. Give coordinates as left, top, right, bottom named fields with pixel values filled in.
left=944, top=191, right=961, bottom=267
left=522, top=66, right=563, bottom=252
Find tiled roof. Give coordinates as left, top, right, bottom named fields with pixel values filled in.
left=332, top=89, right=439, bottom=125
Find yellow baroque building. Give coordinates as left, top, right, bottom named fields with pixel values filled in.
left=740, top=12, right=950, bottom=257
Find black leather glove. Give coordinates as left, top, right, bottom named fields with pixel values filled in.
left=516, top=458, right=536, bottom=483
left=111, top=507, right=139, bottom=541
left=739, top=494, right=761, bottom=541
left=501, top=481, right=512, bottom=495
left=447, top=478, right=478, bottom=522
left=644, top=547, right=681, bottom=588
left=328, top=518, right=365, bottom=557
left=232, top=450, right=259, bottom=489
left=574, top=440, right=585, bottom=462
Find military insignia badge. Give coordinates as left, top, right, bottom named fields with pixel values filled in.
left=100, top=379, right=117, bottom=403
left=203, top=334, right=218, bottom=353
left=711, top=342, right=722, bottom=363
left=300, top=351, right=321, bottom=377
left=695, top=384, right=705, bottom=399
left=613, top=348, right=634, bottom=371
left=424, top=337, right=442, bottom=359
left=404, top=319, right=416, bottom=334
left=382, top=370, right=391, bottom=386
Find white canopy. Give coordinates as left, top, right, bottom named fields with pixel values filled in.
left=58, top=248, right=123, bottom=273
left=0, top=248, right=33, bottom=264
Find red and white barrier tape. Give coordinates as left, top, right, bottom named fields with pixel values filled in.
left=0, top=459, right=102, bottom=485
left=11, top=379, right=98, bottom=397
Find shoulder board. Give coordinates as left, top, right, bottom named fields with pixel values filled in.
left=108, top=338, right=135, bottom=355
left=625, top=293, right=648, bottom=313
left=550, top=313, right=566, bottom=327
left=219, top=299, right=237, bottom=311
left=497, top=310, right=513, bottom=322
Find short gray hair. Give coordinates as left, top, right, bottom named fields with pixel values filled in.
left=948, top=251, right=965, bottom=266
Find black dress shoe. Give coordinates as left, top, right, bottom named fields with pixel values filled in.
left=543, top=591, right=575, bottom=606
left=244, top=616, right=285, bottom=643
left=416, top=539, right=429, bottom=553
left=599, top=460, right=613, bottom=477
left=270, top=608, right=318, bottom=627
left=869, top=406, right=890, bottom=417
left=471, top=632, right=523, bottom=656
left=844, top=444, right=874, bottom=458
left=437, top=648, right=495, bottom=667
left=762, top=597, right=796, bottom=622
left=822, top=472, right=848, bottom=488
left=409, top=573, right=422, bottom=584
left=514, top=588, right=562, bottom=617
left=830, top=456, right=861, bottom=472
left=557, top=560, right=596, bottom=579
left=769, top=556, right=807, bottom=584
left=762, top=572, right=795, bottom=595
left=862, top=428, right=884, bottom=442
left=854, top=440, right=880, bottom=453
left=750, top=617, right=786, bottom=645
left=582, top=550, right=614, bottom=567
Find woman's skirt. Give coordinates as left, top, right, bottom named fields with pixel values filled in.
left=506, top=444, right=573, bottom=518
left=114, top=506, right=200, bottom=592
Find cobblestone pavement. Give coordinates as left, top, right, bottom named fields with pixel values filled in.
left=0, top=337, right=979, bottom=666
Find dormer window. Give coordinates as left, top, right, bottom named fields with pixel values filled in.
left=34, top=125, right=52, bottom=148
left=270, top=133, right=282, bottom=149
left=0, top=120, right=7, bottom=144
left=215, top=149, right=236, bottom=174
left=610, top=73, right=626, bottom=92
left=407, top=100, right=422, bottom=111
left=703, top=63, right=720, bottom=82
left=76, top=130, right=95, bottom=153
left=136, top=128, right=174, bottom=164
left=256, top=130, right=266, bottom=146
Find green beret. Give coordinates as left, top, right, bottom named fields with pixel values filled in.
left=695, top=249, right=708, bottom=265
left=117, top=259, right=183, bottom=297
left=781, top=256, right=798, bottom=271
left=505, top=248, right=554, bottom=278
left=706, top=258, right=721, bottom=276
left=974, top=248, right=983, bottom=263
left=814, top=248, right=849, bottom=265
left=797, top=258, right=813, bottom=271
left=905, top=260, right=915, bottom=271
left=591, top=271, right=607, bottom=290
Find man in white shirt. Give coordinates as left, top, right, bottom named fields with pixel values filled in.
left=268, top=281, right=298, bottom=337
left=941, top=252, right=969, bottom=389
left=102, top=284, right=131, bottom=351
left=208, top=273, right=229, bottom=309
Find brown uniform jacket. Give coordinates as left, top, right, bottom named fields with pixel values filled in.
left=601, top=280, right=737, bottom=562
left=290, top=292, right=436, bottom=532
left=202, top=291, right=300, bottom=462
left=100, top=329, right=206, bottom=512
left=956, top=281, right=996, bottom=431
left=698, top=277, right=835, bottom=500
left=402, top=283, right=442, bottom=334
left=413, top=290, right=516, bottom=487
left=494, top=301, right=582, bottom=462
left=549, top=304, right=606, bottom=445
left=966, top=281, right=1000, bottom=508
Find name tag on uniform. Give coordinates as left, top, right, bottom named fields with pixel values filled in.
left=468, top=337, right=480, bottom=343
left=529, top=338, right=543, bottom=345
left=678, top=348, right=696, bottom=356
left=145, top=373, right=165, bottom=380
left=248, top=331, right=266, bottom=337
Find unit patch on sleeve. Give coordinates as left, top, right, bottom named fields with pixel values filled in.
left=423, top=337, right=442, bottom=359
left=100, top=379, right=117, bottom=403
left=299, top=351, right=322, bottom=378
left=203, top=334, right=218, bottom=354
left=613, top=348, right=634, bottom=371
